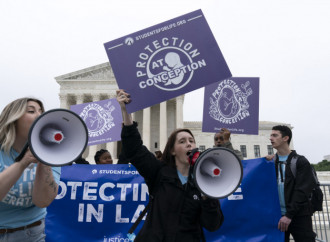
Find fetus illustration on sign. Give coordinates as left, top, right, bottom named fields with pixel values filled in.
left=162, top=52, right=184, bottom=86
left=209, top=80, right=253, bottom=123
left=146, top=51, right=186, bottom=88
left=83, top=101, right=116, bottom=135
left=143, top=42, right=206, bottom=91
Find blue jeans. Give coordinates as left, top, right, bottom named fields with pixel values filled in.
left=0, top=219, right=46, bottom=242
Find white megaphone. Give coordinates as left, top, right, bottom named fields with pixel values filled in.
left=189, top=147, right=243, bottom=199
left=15, top=109, right=88, bottom=166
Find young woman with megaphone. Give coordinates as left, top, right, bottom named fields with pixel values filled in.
left=116, top=89, right=224, bottom=242
left=0, top=97, right=61, bottom=242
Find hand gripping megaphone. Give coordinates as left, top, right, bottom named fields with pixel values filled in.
left=188, top=147, right=243, bottom=199
left=15, top=109, right=88, bottom=166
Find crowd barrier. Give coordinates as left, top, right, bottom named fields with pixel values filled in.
left=313, top=183, right=330, bottom=242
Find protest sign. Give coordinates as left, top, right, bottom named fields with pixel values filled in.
left=104, top=9, right=232, bottom=113
left=70, top=98, right=122, bottom=145
left=203, top=77, right=259, bottom=135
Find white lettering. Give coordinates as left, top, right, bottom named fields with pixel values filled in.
left=117, top=183, right=132, bottom=201
left=83, top=182, right=98, bottom=200
left=99, top=183, right=115, bottom=201
left=116, top=204, right=129, bottom=223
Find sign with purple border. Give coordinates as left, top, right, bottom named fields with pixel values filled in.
left=202, top=77, right=259, bottom=135
left=104, top=9, right=232, bottom=113
left=70, top=99, right=123, bottom=146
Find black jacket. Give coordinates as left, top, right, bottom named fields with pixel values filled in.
left=122, top=123, right=224, bottom=242
left=275, top=150, right=315, bottom=219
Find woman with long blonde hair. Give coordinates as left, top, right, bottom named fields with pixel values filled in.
left=0, top=97, right=61, bottom=242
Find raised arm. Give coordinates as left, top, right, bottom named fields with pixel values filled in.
left=116, top=89, right=162, bottom=185
left=116, top=89, right=133, bottom=126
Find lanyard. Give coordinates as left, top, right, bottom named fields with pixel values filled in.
left=278, top=161, right=286, bottom=183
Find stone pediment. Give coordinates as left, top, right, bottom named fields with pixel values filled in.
left=55, top=62, right=114, bottom=81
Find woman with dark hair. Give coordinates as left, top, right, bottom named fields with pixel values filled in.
left=116, top=90, right=224, bottom=242
left=94, top=149, right=113, bottom=164
left=0, top=97, right=61, bottom=242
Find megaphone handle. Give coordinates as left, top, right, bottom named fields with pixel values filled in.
left=15, top=143, right=29, bottom=162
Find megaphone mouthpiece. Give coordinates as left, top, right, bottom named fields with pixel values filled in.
left=40, top=127, right=65, bottom=144
left=200, top=160, right=222, bottom=177
left=54, top=133, right=64, bottom=142
left=213, top=168, right=221, bottom=176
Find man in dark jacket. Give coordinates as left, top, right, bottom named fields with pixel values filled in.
left=270, top=125, right=316, bottom=242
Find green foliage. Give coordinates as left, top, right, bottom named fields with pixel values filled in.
left=312, top=160, right=330, bottom=171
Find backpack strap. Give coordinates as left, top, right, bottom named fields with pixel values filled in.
left=311, top=166, right=320, bottom=185
left=128, top=195, right=153, bottom=234
left=290, top=155, right=299, bottom=178
left=290, top=155, right=318, bottom=184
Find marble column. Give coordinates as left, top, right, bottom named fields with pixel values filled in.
left=106, top=142, right=117, bottom=163
left=59, top=94, right=69, bottom=109
left=87, top=94, right=101, bottom=163
left=106, top=93, right=118, bottom=160
left=176, top=95, right=184, bottom=129
left=159, top=101, right=167, bottom=151
left=76, top=94, right=88, bottom=159
left=76, top=94, right=84, bottom=104
left=91, top=94, right=100, bottom=102
left=142, top=108, right=151, bottom=149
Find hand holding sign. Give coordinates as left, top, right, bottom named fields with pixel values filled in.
left=116, top=89, right=133, bottom=126
left=116, top=89, right=131, bottom=107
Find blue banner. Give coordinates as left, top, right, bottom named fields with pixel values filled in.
left=45, top=158, right=283, bottom=241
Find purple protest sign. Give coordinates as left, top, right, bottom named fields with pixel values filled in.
left=104, top=9, right=232, bottom=113
left=202, top=77, right=260, bottom=135
left=70, top=99, right=123, bottom=146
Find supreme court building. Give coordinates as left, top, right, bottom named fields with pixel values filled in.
left=56, top=62, right=293, bottom=163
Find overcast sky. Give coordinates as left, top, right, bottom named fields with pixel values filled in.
left=1, top=0, right=329, bottom=163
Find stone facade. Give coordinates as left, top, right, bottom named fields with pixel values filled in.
left=185, top=121, right=294, bottom=160
left=56, top=62, right=293, bottom=163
